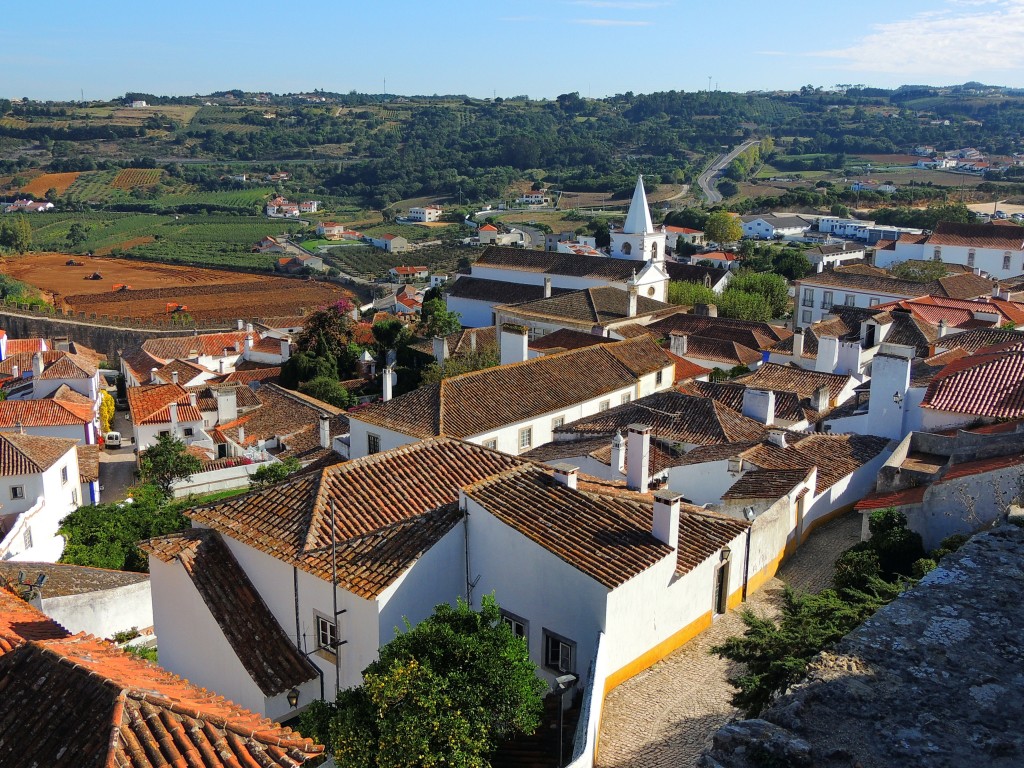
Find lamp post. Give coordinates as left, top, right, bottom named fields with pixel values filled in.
left=287, top=687, right=300, bottom=710
left=554, top=673, right=578, bottom=768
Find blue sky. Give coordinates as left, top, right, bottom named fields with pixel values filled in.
left=5, top=0, right=1024, bottom=100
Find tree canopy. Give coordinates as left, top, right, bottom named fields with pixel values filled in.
left=704, top=211, right=743, bottom=244
left=302, top=595, right=547, bottom=767
left=139, top=434, right=202, bottom=496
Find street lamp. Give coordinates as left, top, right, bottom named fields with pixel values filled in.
left=287, top=687, right=300, bottom=709
left=554, top=673, right=578, bottom=768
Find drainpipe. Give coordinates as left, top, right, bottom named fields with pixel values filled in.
left=742, top=525, right=752, bottom=602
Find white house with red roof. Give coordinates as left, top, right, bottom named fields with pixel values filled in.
left=388, top=265, right=429, bottom=282
left=3, top=199, right=54, bottom=213
left=315, top=221, right=361, bottom=240
left=369, top=233, right=409, bottom=253
left=662, top=225, right=706, bottom=249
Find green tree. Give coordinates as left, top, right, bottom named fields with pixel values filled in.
left=299, top=375, right=354, bottom=408
left=304, top=595, right=546, bottom=766
left=888, top=259, right=952, bottom=283
left=99, top=390, right=115, bottom=434
left=727, top=272, right=789, bottom=318
left=0, top=216, right=31, bottom=253
left=138, top=434, right=202, bottom=496
left=249, top=457, right=302, bottom=492
left=371, top=318, right=410, bottom=356
left=668, top=281, right=717, bottom=307
left=704, top=211, right=742, bottom=244
left=422, top=298, right=462, bottom=338
left=420, top=345, right=500, bottom=385
left=67, top=222, right=90, bottom=249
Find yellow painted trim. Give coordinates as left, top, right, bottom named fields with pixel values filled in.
left=746, top=549, right=785, bottom=595
left=603, top=610, right=713, bottom=694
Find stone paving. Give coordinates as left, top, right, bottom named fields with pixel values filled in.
left=595, top=512, right=862, bottom=768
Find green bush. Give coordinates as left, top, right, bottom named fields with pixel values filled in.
left=833, top=545, right=881, bottom=592
left=912, top=558, right=938, bottom=579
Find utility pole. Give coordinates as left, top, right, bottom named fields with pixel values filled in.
left=708, top=75, right=712, bottom=93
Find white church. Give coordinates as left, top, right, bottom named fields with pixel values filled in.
left=446, top=177, right=671, bottom=327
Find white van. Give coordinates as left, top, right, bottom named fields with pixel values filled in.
left=105, top=431, right=122, bottom=449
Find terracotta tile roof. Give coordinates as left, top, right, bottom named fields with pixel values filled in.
left=141, top=529, right=317, bottom=696
left=0, top=399, right=93, bottom=428
left=798, top=265, right=996, bottom=300
left=446, top=276, right=574, bottom=304
left=687, top=380, right=817, bottom=423
left=4, top=338, right=46, bottom=355
left=942, top=452, right=1024, bottom=480
left=474, top=244, right=650, bottom=281
left=529, top=328, right=614, bottom=354
left=664, top=263, right=730, bottom=285
left=666, top=351, right=713, bottom=382
left=77, top=444, right=99, bottom=482
left=0, top=632, right=323, bottom=767
left=495, top=286, right=679, bottom=327
left=767, top=315, right=859, bottom=359
left=553, top=390, right=767, bottom=447
left=187, top=381, right=262, bottom=412
left=921, top=348, right=1024, bottom=418
left=47, top=383, right=94, bottom=404
left=464, top=464, right=749, bottom=585
left=723, top=468, right=811, bottom=499
left=855, top=486, right=927, bottom=510
left=155, top=358, right=210, bottom=384
left=670, top=334, right=763, bottom=367
left=927, top=221, right=1024, bottom=250
left=736, top=362, right=852, bottom=401
left=187, top=439, right=527, bottom=598
left=0, top=350, right=62, bottom=377
left=520, top=435, right=614, bottom=464
left=0, top=561, right=145, bottom=600
left=0, top=432, right=78, bottom=476
left=0, top=586, right=70, bottom=655
left=410, top=326, right=498, bottom=357
left=140, top=330, right=257, bottom=361
left=936, top=327, right=1024, bottom=352
left=119, top=345, right=164, bottom=382
left=353, top=336, right=672, bottom=440
left=127, top=383, right=203, bottom=425
left=38, top=352, right=97, bottom=380
left=648, top=313, right=791, bottom=346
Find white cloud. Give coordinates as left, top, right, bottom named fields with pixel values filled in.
left=813, top=0, right=1024, bottom=77
left=573, top=18, right=652, bottom=26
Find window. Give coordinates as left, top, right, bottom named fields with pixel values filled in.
left=502, top=610, right=529, bottom=645
left=543, top=630, right=576, bottom=673
left=183, top=427, right=194, bottom=437
left=10, top=486, right=24, bottom=500
left=713, top=559, right=731, bottom=616
left=367, top=433, right=381, bottom=455
left=518, top=427, right=532, bottom=451
left=599, top=400, right=610, bottom=412
left=316, top=614, right=338, bottom=654
left=801, top=310, right=812, bottom=324
left=1004, top=251, right=1012, bottom=271
left=551, top=416, right=565, bottom=430
left=159, top=430, right=171, bottom=437
left=621, top=242, right=632, bottom=256
left=23, top=528, right=32, bottom=551
left=844, top=293, right=856, bottom=306
left=869, top=297, right=880, bottom=307
left=801, top=288, right=814, bottom=308
left=655, top=370, right=663, bottom=386
left=650, top=242, right=658, bottom=260
left=821, top=290, right=833, bottom=310
left=933, top=246, right=942, bottom=262
left=71, top=488, right=78, bottom=505
left=727, top=458, right=742, bottom=474
left=60, top=466, right=68, bottom=485
left=968, top=249, right=976, bottom=268
left=483, top=438, right=497, bottom=450
left=621, top=393, right=631, bottom=405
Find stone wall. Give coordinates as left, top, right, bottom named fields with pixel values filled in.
left=701, top=523, right=1024, bottom=768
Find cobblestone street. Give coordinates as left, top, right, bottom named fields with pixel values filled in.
left=596, top=512, right=862, bottom=768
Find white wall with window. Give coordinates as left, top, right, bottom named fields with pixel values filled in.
left=793, top=280, right=916, bottom=328
left=876, top=238, right=1024, bottom=275
left=0, top=443, right=80, bottom=562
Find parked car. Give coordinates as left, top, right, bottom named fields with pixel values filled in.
left=104, top=431, right=122, bottom=448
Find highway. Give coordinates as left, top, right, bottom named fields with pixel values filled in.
left=696, top=139, right=759, bottom=204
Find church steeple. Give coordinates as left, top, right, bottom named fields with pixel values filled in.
left=622, top=175, right=654, bottom=234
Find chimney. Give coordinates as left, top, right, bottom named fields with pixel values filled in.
left=652, top=491, right=682, bottom=549
left=627, top=285, right=639, bottom=318
left=611, top=430, right=626, bottom=475
left=937, top=319, right=948, bottom=338
left=219, top=360, right=225, bottom=374
left=31, top=352, right=44, bottom=378
left=552, top=463, right=578, bottom=490
left=55, top=338, right=70, bottom=353
left=280, top=339, right=291, bottom=361
left=694, top=303, right=717, bottom=318
left=742, top=388, right=776, bottom=426
left=626, top=423, right=652, bottom=492
left=543, top=276, right=552, bottom=299
left=816, top=260, right=824, bottom=273
left=238, top=425, right=245, bottom=445
left=237, top=319, right=244, bottom=330
left=10, top=365, right=18, bottom=378
left=500, top=324, right=529, bottom=366
left=811, top=385, right=829, bottom=412
left=171, top=370, right=179, bottom=385
left=670, top=333, right=688, bottom=357
left=168, top=401, right=179, bottom=432
left=150, top=366, right=158, bottom=383
left=432, top=336, right=449, bottom=363
left=189, top=391, right=198, bottom=408
left=244, top=335, right=253, bottom=355
left=767, top=428, right=788, bottom=449
left=382, top=366, right=394, bottom=402
left=815, top=335, right=839, bottom=373
left=246, top=322, right=254, bottom=334
left=215, top=387, right=238, bottom=424
left=319, top=414, right=331, bottom=449
left=792, top=328, right=804, bottom=359
left=469, top=331, right=477, bottom=353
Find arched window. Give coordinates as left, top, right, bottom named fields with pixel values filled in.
left=651, top=242, right=658, bottom=259
left=933, top=247, right=942, bottom=262
left=1004, top=251, right=1012, bottom=270
left=622, top=242, right=632, bottom=256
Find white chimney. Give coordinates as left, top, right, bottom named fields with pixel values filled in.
left=171, top=370, right=179, bottom=385
left=815, top=335, right=839, bottom=373
left=219, top=360, right=225, bottom=374
left=792, top=328, right=805, bottom=359
left=815, top=260, right=824, bottom=273
left=246, top=322, right=254, bottom=334
left=469, top=331, right=477, bottom=353
left=552, top=463, right=578, bottom=490
left=244, top=335, right=253, bottom=355
left=937, top=319, right=948, bottom=338
left=11, top=365, right=18, bottom=378
left=652, top=490, right=682, bottom=549
left=670, top=333, right=688, bottom=357
left=811, top=385, right=830, bottom=413
left=611, top=430, right=626, bottom=475
left=238, top=425, right=245, bottom=445
left=500, top=324, right=529, bottom=366
left=280, top=339, right=291, bottom=361
left=237, top=319, right=244, bottom=330
left=543, top=277, right=552, bottom=299
left=215, top=387, right=238, bottom=424
left=627, top=285, right=639, bottom=318
left=432, top=336, right=449, bottom=363
left=319, top=414, right=331, bottom=449
left=626, top=423, right=652, bottom=492
left=382, top=366, right=395, bottom=402
left=168, top=401, right=179, bottom=432
left=742, top=388, right=776, bottom=426
left=150, top=366, right=158, bottom=382
left=767, top=428, right=787, bottom=449
left=32, top=352, right=44, bottom=378
left=189, top=392, right=198, bottom=408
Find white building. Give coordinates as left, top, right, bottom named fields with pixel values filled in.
left=408, top=206, right=443, bottom=222
left=0, top=400, right=97, bottom=445
left=874, top=221, right=1024, bottom=276
left=739, top=214, right=812, bottom=241
left=347, top=333, right=675, bottom=459
left=610, top=177, right=667, bottom=262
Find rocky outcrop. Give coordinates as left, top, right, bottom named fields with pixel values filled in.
left=701, top=524, right=1024, bottom=768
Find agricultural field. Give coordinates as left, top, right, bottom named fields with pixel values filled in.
left=358, top=222, right=462, bottom=243
left=20, top=172, right=81, bottom=197
left=1, top=251, right=350, bottom=322
left=111, top=168, right=163, bottom=189
left=325, top=244, right=466, bottom=281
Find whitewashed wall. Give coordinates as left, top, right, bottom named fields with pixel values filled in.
left=43, top=579, right=152, bottom=639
